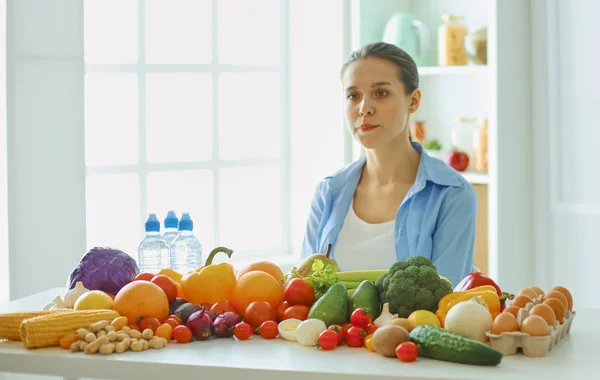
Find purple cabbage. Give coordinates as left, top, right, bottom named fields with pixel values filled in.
left=67, top=247, right=140, bottom=294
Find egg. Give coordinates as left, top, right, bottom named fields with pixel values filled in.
left=518, top=287, right=539, bottom=300
left=551, top=286, right=573, bottom=310
left=511, top=295, right=534, bottom=308
left=529, top=304, right=557, bottom=327
left=491, top=312, right=520, bottom=335
left=521, top=315, right=550, bottom=336
left=529, top=286, right=545, bottom=297
left=543, top=298, right=566, bottom=323
left=544, top=290, right=569, bottom=312
left=504, top=306, right=520, bottom=318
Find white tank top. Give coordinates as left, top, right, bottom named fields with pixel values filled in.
left=334, top=201, right=398, bottom=271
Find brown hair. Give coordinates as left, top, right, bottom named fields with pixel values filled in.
left=340, top=42, right=419, bottom=95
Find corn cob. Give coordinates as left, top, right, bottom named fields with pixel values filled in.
left=0, top=310, right=71, bottom=341
left=20, top=309, right=120, bottom=349
left=336, top=270, right=388, bottom=283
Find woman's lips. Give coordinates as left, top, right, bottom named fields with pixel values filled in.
left=358, top=124, right=379, bottom=133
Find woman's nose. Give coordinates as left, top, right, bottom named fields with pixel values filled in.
left=359, top=100, right=375, bottom=116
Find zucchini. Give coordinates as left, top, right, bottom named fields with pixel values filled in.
left=409, top=325, right=503, bottom=366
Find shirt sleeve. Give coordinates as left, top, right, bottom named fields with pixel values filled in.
left=431, top=184, right=478, bottom=288
left=300, top=180, right=329, bottom=260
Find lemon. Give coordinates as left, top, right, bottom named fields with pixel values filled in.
left=73, top=290, right=114, bottom=310
left=408, top=310, right=441, bottom=328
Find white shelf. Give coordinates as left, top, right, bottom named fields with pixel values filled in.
left=418, top=65, right=489, bottom=76
left=460, top=172, right=489, bottom=185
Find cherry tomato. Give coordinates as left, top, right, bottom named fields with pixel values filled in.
left=345, top=326, right=366, bottom=347
left=342, top=323, right=353, bottom=334
left=364, top=333, right=375, bottom=352
left=134, top=272, right=154, bottom=281
left=172, top=325, right=192, bottom=343
left=233, top=322, right=253, bottom=340
left=155, top=323, right=173, bottom=340
left=164, top=318, right=180, bottom=329
left=210, top=301, right=237, bottom=315
left=282, top=305, right=310, bottom=321
left=244, top=301, right=277, bottom=329
left=277, top=301, right=290, bottom=321
left=138, top=316, right=161, bottom=332
left=168, top=315, right=183, bottom=325
left=317, top=330, right=338, bottom=351
left=350, top=308, right=372, bottom=328
left=258, top=320, right=279, bottom=339
left=396, top=342, right=419, bottom=362
left=365, top=322, right=377, bottom=335
left=328, top=324, right=345, bottom=345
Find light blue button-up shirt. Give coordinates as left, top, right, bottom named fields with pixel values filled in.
left=300, top=142, right=478, bottom=287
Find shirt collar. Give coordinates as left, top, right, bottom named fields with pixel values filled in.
left=328, top=142, right=462, bottom=195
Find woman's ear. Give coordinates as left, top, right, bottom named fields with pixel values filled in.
left=409, top=88, right=422, bottom=113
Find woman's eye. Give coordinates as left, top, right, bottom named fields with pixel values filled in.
left=346, top=93, right=358, bottom=100
left=376, top=90, right=389, bottom=97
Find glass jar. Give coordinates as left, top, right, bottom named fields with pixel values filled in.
left=473, top=118, right=488, bottom=172
left=451, top=117, right=478, bottom=170
left=438, top=15, right=469, bottom=66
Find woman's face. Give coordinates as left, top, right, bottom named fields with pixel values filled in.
left=342, top=57, right=420, bottom=150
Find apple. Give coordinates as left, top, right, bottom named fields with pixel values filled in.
left=447, top=150, right=470, bottom=172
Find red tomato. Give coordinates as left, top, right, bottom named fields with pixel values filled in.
left=328, top=324, right=345, bottom=345
left=282, top=305, right=310, bottom=321
left=350, top=308, right=372, bottom=328
left=396, top=342, right=419, bottom=362
left=258, top=320, right=279, bottom=339
left=138, top=316, right=161, bottom=332
left=283, top=278, right=315, bottom=306
left=134, top=272, right=154, bottom=281
left=345, top=326, right=366, bottom=347
left=317, top=330, right=338, bottom=351
left=365, top=322, right=377, bottom=335
left=277, top=301, right=290, bottom=321
left=168, top=315, right=183, bottom=325
left=172, top=325, right=192, bottom=343
left=233, top=322, right=253, bottom=340
left=164, top=318, right=180, bottom=329
left=244, top=301, right=277, bottom=329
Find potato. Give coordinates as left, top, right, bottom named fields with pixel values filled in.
left=384, top=318, right=416, bottom=332
left=372, top=325, right=411, bottom=358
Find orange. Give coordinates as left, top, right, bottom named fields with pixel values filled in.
left=151, top=275, right=178, bottom=303
left=232, top=271, right=284, bottom=315
left=113, top=280, right=170, bottom=324
left=236, top=261, right=285, bottom=286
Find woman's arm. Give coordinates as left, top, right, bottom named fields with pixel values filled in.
left=431, top=185, right=478, bottom=287
left=300, top=181, right=329, bottom=260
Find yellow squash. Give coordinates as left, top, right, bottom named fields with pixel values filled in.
left=436, top=285, right=501, bottom=327
left=181, top=247, right=236, bottom=305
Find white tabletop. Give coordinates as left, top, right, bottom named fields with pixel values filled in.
left=1, top=287, right=599, bottom=380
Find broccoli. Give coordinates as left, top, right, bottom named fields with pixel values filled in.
left=377, top=255, right=453, bottom=318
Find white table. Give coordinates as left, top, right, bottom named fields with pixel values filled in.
left=1, top=288, right=598, bottom=380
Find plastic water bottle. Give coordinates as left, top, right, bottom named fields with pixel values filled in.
left=162, top=210, right=179, bottom=246
left=169, top=212, right=203, bottom=273
left=137, top=213, right=169, bottom=273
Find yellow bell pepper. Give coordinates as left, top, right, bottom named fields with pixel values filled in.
left=157, top=267, right=184, bottom=284
left=181, top=246, right=236, bottom=305
left=436, top=286, right=501, bottom=327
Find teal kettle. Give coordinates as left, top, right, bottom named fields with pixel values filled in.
left=382, top=13, right=430, bottom=66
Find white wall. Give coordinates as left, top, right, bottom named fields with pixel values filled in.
left=1, top=0, right=8, bottom=303
left=7, top=0, right=87, bottom=300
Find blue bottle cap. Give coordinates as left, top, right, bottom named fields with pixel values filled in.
left=178, top=212, right=193, bottom=231
left=164, top=210, right=179, bottom=229
left=145, top=213, right=160, bottom=232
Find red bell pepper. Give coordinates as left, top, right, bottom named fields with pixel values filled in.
left=454, top=272, right=514, bottom=311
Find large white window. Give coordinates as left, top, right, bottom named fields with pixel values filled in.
left=83, top=0, right=347, bottom=264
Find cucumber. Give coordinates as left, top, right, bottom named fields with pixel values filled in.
left=409, top=325, right=503, bottom=366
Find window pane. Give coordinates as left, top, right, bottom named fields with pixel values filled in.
left=218, top=0, right=280, bottom=64
left=146, top=73, right=213, bottom=163
left=219, top=73, right=280, bottom=160
left=85, top=73, right=138, bottom=166
left=86, top=174, right=140, bottom=259
left=147, top=170, right=215, bottom=250
left=84, top=0, right=137, bottom=64
left=219, top=165, right=282, bottom=252
left=145, top=0, right=212, bottom=64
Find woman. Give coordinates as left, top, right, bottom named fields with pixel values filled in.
left=300, top=42, right=477, bottom=287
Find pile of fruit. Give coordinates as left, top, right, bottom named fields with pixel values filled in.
left=0, top=245, right=576, bottom=367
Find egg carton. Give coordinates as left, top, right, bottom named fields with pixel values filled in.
left=485, top=306, right=576, bottom=358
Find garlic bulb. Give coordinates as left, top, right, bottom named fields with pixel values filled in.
left=43, top=295, right=67, bottom=310
left=374, top=303, right=398, bottom=327
left=64, top=281, right=89, bottom=308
